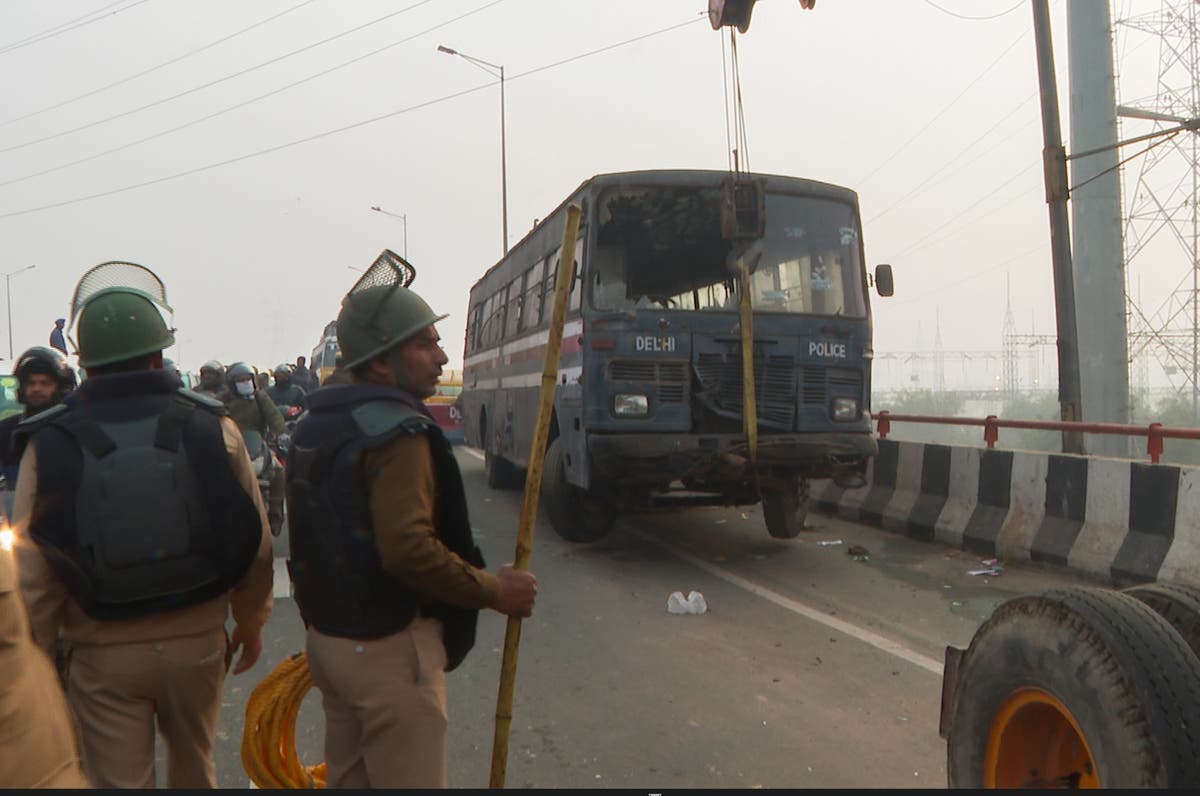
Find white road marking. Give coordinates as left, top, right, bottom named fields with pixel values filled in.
left=463, top=447, right=485, bottom=461
left=273, top=557, right=292, bottom=599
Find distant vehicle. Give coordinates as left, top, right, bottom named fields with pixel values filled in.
left=425, top=368, right=463, bottom=444
left=0, top=372, right=20, bottom=421
left=310, top=320, right=339, bottom=385
left=459, top=168, right=894, bottom=543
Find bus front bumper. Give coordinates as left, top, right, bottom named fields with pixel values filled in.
left=587, top=431, right=877, bottom=484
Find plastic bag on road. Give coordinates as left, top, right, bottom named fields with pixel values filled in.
left=667, top=590, right=708, bottom=615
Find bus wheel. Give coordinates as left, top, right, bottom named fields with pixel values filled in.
left=1122, top=582, right=1200, bottom=657
left=485, top=450, right=523, bottom=491
left=762, top=478, right=810, bottom=539
left=541, top=437, right=615, bottom=543
left=946, top=587, right=1200, bottom=788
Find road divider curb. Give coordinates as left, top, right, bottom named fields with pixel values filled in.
left=812, top=440, right=1198, bottom=590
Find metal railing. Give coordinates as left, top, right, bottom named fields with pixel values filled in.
left=872, top=410, right=1200, bottom=464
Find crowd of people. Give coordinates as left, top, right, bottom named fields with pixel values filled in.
left=1, top=260, right=537, bottom=789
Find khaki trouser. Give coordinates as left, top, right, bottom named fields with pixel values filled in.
left=67, top=628, right=228, bottom=789
left=306, top=618, right=449, bottom=788
left=0, top=584, right=90, bottom=788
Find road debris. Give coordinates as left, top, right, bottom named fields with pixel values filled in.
left=968, top=558, right=1004, bottom=576
left=847, top=544, right=870, bottom=561
left=667, top=590, right=708, bottom=615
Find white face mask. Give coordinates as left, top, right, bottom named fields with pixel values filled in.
left=235, top=380, right=255, bottom=397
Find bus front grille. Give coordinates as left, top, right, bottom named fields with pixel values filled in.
left=802, top=366, right=863, bottom=405
left=610, top=360, right=688, bottom=404
left=694, top=354, right=796, bottom=427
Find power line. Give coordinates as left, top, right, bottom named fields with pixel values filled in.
left=0, top=0, right=502, bottom=191
left=0, top=15, right=704, bottom=221
left=889, top=159, right=1041, bottom=260
left=0, top=0, right=322, bottom=130
left=854, top=22, right=1030, bottom=188
left=922, top=0, right=1025, bottom=22
left=0, top=0, right=445, bottom=156
left=0, top=0, right=151, bottom=56
left=866, top=91, right=1038, bottom=225
left=885, top=242, right=1046, bottom=307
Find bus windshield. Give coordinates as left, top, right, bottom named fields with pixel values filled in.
left=591, top=185, right=866, bottom=317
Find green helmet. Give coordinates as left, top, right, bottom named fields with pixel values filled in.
left=76, top=289, right=175, bottom=368
left=337, top=270, right=445, bottom=369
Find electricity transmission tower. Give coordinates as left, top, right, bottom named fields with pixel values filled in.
left=1116, top=0, right=1200, bottom=419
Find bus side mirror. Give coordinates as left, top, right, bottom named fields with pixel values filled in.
left=874, top=264, right=894, bottom=297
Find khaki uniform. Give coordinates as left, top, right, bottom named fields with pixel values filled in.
left=0, top=536, right=90, bottom=788
left=305, top=431, right=498, bottom=788
left=13, top=417, right=274, bottom=789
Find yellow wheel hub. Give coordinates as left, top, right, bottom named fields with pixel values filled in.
left=984, top=687, right=1099, bottom=788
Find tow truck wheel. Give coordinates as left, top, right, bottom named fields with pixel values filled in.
left=1123, top=582, right=1200, bottom=657
left=946, top=586, right=1200, bottom=788
left=541, top=437, right=615, bottom=543
left=762, top=478, right=810, bottom=539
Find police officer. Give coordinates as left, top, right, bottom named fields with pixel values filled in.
left=0, top=346, right=76, bottom=489
left=11, top=266, right=274, bottom=788
left=287, top=263, right=538, bottom=788
left=1, top=529, right=90, bottom=788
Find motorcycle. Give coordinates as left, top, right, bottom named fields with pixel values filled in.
left=242, top=429, right=287, bottom=536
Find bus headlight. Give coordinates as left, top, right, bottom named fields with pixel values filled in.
left=613, top=394, right=649, bottom=417
left=831, top=397, right=859, bottom=421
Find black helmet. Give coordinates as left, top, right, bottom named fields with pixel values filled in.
left=14, top=345, right=77, bottom=402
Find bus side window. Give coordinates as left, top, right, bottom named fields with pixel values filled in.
left=490, top=286, right=508, bottom=346
left=468, top=302, right=484, bottom=351
left=481, top=293, right=497, bottom=347
left=505, top=277, right=522, bottom=339
left=569, top=235, right=585, bottom=313
left=521, top=261, right=544, bottom=330
left=542, top=253, right=558, bottom=318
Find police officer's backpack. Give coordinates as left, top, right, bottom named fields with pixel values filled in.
left=22, top=392, right=261, bottom=620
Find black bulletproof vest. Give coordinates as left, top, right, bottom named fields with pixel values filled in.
left=286, top=383, right=484, bottom=671
left=18, top=371, right=262, bottom=621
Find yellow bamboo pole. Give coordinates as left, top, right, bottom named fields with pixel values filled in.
left=488, top=203, right=582, bottom=789
left=738, top=263, right=758, bottom=463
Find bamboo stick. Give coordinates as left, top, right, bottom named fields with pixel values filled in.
left=488, top=203, right=582, bottom=789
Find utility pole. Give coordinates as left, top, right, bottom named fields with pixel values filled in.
left=1031, top=0, right=1085, bottom=454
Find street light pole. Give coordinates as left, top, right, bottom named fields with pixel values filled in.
left=370, top=205, right=408, bottom=258
left=437, top=44, right=508, bottom=255
left=2, top=265, right=36, bottom=361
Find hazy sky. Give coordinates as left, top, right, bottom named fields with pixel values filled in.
left=0, top=0, right=1183, bottom=391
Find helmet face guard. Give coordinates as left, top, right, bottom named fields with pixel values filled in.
left=336, top=249, right=445, bottom=370
left=69, top=262, right=176, bottom=368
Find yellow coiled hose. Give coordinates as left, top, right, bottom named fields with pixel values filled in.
left=241, top=652, right=327, bottom=788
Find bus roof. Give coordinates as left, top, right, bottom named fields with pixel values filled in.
left=468, top=169, right=860, bottom=292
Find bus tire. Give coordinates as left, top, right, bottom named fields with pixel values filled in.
left=485, top=450, right=523, bottom=491
left=1123, top=582, right=1200, bottom=658
left=762, top=478, right=810, bottom=539
left=541, top=437, right=614, bottom=543
left=946, top=586, right=1200, bottom=788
